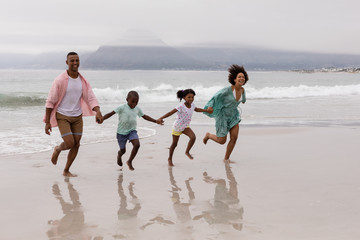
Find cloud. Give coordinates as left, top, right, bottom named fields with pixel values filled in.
left=1, top=0, right=360, bottom=54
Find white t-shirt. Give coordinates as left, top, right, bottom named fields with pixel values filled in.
left=57, top=76, right=83, bottom=116
left=173, top=102, right=195, bottom=132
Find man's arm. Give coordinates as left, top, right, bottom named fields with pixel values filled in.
left=92, top=106, right=103, bottom=124
left=45, top=108, right=53, bottom=135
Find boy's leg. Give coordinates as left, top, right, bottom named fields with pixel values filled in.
left=168, top=135, right=180, bottom=166
left=182, top=128, right=196, bottom=160
left=127, top=139, right=140, bottom=171
left=117, top=133, right=128, bottom=167
left=117, top=149, right=126, bottom=166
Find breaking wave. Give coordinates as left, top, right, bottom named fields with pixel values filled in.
left=93, top=83, right=360, bottom=103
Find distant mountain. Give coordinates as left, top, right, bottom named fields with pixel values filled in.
left=81, top=45, right=360, bottom=70
left=1, top=45, right=360, bottom=70
left=81, top=45, right=212, bottom=70
left=176, top=47, right=360, bottom=70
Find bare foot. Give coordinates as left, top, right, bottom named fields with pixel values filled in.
left=63, top=171, right=78, bottom=177
left=51, top=146, right=60, bottom=165
left=203, top=133, right=210, bottom=144
left=117, top=151, right=123, bottom=166
left=168, top=159, right=174, bottom=167
left=185, top=152, right=194, bottom=160
left=127, top=161, right=135, bottom=171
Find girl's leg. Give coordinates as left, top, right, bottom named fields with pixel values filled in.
left=224, top=124, right=239, bottom=161
left=203, top=132, right=227, bottom=145
left=168, top=135, right=180, bottom=166
left=127, top=139, right=140, bottom=171
left=182, top=128, right=196, bottom=160
left=117, top=149, right=126, bottom=166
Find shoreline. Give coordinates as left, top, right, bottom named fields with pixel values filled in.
left=1, top=125, right=360, bottom=240
left=2, top=122, right=359, bottom=158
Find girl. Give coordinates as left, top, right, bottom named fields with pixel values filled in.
left=157, top=89, right=212, bottom=166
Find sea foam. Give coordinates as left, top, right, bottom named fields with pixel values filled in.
left=1, top=84, right=359, bottom=109
left=246, top=84, right=360, bottom=99
left=93, top=83, right=360, bottom=103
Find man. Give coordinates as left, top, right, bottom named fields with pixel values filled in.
left=44, top=52, right=103, bottom=177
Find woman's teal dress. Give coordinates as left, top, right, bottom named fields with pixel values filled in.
left=203, top=86, right=246, bottom=137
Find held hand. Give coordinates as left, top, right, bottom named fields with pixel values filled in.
left=207, top=107, right=214, bottom=114
left=45, top=123, right=52, bottom=135
left=96, top=112, right=104, bottom=124
left=156, top=118, right=164, bottom=125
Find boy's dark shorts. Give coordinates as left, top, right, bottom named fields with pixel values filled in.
left=117, top=130, right=139, bottom=149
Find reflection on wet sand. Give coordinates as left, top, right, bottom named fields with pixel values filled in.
left=169, top=167, right=195, bottom=223
left=47, top=178, right=103, bottom=240
left=114, top=173, right=141, bottom=239
left=169, top=166, right=195, bottom=223
left=194, top=162, right=244, bottom=231
left=140, top=216, right=175, bottom=230
left=167, top=166, right=196, bottom=238
left=140, top=167, right=195, bottom=233
left=117, top=173, right=141, bottom=220
left=140, top=163, right=243, bottom=236
left=47, top=164, right=243, bottom=239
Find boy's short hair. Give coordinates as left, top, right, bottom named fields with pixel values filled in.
left=127, top=91, right=139, bottom=99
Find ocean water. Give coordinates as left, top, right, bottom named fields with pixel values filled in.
left=0, top=69, right=359, bottom=156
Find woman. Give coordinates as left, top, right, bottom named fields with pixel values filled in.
left=203, top=64, right=248, bottom=161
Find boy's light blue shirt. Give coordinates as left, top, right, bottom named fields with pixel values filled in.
left=114, top=104, right=144, bottom=135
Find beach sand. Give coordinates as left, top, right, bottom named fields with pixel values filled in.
left=1, top=125, right=359, bottom=240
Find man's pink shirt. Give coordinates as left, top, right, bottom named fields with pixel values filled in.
left=43, top=71, right=99, bottom=127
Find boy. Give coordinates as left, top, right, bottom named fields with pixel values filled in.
left=103, top=91, right=163, bottom=170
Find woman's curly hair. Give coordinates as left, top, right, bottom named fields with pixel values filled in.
left=228, top=64, right=249, bottom=85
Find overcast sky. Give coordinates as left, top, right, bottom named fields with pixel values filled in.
left=1, top=0, right=359, bottom=54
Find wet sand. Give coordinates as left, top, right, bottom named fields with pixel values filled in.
left=1, top=125, right=359, bottom=240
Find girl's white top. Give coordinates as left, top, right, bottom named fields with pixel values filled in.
left=173, top=102, right=195, bottom=132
